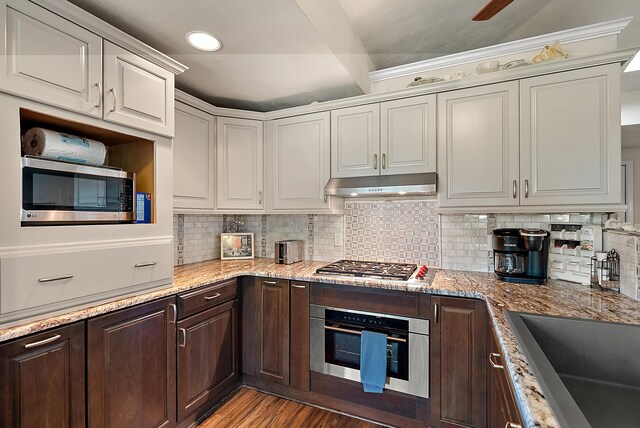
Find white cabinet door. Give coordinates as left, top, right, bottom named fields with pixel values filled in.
left=380, top=94, right=436, bottom=175
left=520, top=64, right=621, bottom=206
left=438, top=82, right=520, bottom=207
left=216, top=117, right=264, bottom=210
left=173, top=102, right=215, bottom=210
left=270, top=112, right=330, bottom=210
left=331, top=104, right=380, bottom=178
left=0, top=0, right=102, bottom=116
left=103, top=41, right=174, bottom=137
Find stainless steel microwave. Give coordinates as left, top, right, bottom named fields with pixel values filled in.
left=21, top=157, right=135, bottom=225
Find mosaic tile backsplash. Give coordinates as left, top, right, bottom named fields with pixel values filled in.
left=344, top=200, right=440, bottom=266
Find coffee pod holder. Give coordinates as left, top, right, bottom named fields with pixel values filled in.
left=590, top=249, right=620, bottom=292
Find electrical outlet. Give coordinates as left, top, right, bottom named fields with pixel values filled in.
left=334, top=233, right=343, bottom=246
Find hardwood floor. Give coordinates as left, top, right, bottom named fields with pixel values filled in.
left=198, top=387, right=383, bottom=427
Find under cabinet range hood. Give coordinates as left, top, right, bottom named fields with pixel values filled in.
left=324, top=173, right=437, bottom=198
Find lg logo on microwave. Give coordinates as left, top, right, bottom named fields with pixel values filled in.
left=26, top=213, right=37, bottom=218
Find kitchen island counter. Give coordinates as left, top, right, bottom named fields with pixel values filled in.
left=1, top=258, right=639, bottom=428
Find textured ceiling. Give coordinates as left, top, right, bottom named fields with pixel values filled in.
left=69, top=0, right=640, bottom=111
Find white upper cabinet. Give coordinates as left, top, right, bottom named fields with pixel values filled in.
left=380, top=95, right=436, bottom=175
left=0, top=0, right=102, bottom=116
left=519, top=64, right=621, bottom=206
left=331, top=104, right=380, bottom=178
left=269, top=112, right=331, bottom=210
left=216, top=117, right=264, bottom=210
left=0, top=1, right=177, bottom=137
left=103, top=41, right=174, bottom=137
left=438, top=82, right=520, bottom=207
left=173, top=102, right=215, bottom=210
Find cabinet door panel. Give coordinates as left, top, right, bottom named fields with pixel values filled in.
left=331, top=104, right=380, bottom=178
left=438, top=82, right=520, bottom=207
left=104, top=41, right=174, bottom=137
left=520, top=64, right=621, bottom=205
left=271, top=112, right=330, bottom=210
left=381, top=95, right=436, bottom=175
left=0, top=322, right=85, bottom=428
left=88, top=297, right=176, bottom=428
left=431, top=296, right=486, bottom=428
left=0, top=0, right=102, bottom=116
left=217, top=117, right=264, bottom=210
left=173, top=102, right=215, bottom=210
left=255, top=278, right=289, bottom=385
left=177, top=300, right=238, bottom=421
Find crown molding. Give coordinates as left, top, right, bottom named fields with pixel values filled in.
left=31, top=0, right=188, bottom=75
left=175, top=90, right=266, bottom=120
left=369, top=17, right=633, bottom=83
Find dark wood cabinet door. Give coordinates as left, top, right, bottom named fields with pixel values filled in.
left=289, top=281, right=310, bottom=391
left=431, top=296, right=487, bottom=428
left=177, top=299, right=239, bottom=421
left=87, top=297, right=176, bottom=428
left=0, top=322, right=85, bottom=428
left=488, top=324, right=523, bottom=428
left=255, top=277, right=290, bottom=385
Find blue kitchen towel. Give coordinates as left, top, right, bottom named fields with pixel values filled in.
left=360, top=330, right=387, bottom=393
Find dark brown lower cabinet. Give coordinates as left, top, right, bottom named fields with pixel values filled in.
left=177, top=299, right=239, bottom=422
left=255, top=277, right=290, bottom=385
left=488, top=323, right=523, bottom=428
left=289, top=281, right=310, bottom=391
left=0, top=322, right=85, bottom=428
left=431, top=296, right=487, bottom=428
left=87, top=297, right=176, bottom=428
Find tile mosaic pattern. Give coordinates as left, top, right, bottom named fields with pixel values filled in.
left=344, top=200, right=440, bottom=266
left=174, top=214, right=223, bottom=265
left=312, top=214, right=345, bottom=262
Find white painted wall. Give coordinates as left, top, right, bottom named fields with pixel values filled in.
left=622, top=147, right=640, bottom=223
left=622, top=89, right=640, bottom=125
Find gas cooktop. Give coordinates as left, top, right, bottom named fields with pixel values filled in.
left=315, top=260, right=418, bottom=281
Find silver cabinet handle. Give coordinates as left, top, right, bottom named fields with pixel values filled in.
left=263, top=280, right=278, bottom=285
left=204, top=293, right=221, bottom=300
left=135, top=262, right=157, bottom=268
left=258, top=190, right=262, bottom=205
left=291, top=284, right=306, bottom=289
left=512, top=180, right=517, bottom=198
left=373, top=154, right=378, bottom=170
left=434, top=303, right=438, bottom=324
left=94, top=82, right=102, bottom=108
left=505, top=423, right=522, bottom=428
left=489, top=352, right=504, bottom=369
left=169, top=304, right=177, bottom=324
left=179, top=328, right=186, bottom=348
left=24, top=334, right=61, bottom=349
left=109, top=88, right=116, bottom=112
left=524, top=179, right=529, bottom=198
left=382, top=153, right=386, bottom=169
left=38, top=274, right=73, bottom=283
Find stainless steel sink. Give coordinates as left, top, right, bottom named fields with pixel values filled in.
left=505, top=311, right=640, bottom=428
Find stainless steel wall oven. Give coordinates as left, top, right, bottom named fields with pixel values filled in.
left=310, top=304, right=429, bottom=398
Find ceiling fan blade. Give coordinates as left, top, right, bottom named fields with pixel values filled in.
left=472, top=0, right=515, bottom=21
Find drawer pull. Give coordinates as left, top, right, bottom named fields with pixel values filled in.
left=135, top=262, right=157, bottom=268
left=109, top=88, right=117, bottom=112
left=204, top=293, right=222, bottom=301
left=38, top=274, right=73, bottom=283
left=94, top=82, right=102, bottom=108
left=24, top=334, right=61, bottom=349
left=169, top=304, right=177, bottom=324
left=179, top=328, right=186, bottom=348
left=263, top=281, right=278, bottom=285
left=489, top=352, right=504, bottom=369
left=291, top=284, right=306, bottom=289
left=505, top=423, right=522, bottom=428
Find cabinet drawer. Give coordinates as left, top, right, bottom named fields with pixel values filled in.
left=177, top=278, right=237, bottom=319
left=0, top=240, right=172, bottom=320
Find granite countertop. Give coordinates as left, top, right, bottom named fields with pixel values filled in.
left=2, top=258, right=640, bottom=428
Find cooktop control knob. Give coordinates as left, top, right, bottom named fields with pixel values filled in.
left=416, top=265, right=428, bottom=279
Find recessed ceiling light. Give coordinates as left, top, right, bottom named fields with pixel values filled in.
left=350, top=193, right=359, bottom=197
left=185, top=31, right=221, bottom=51
left=625, top=50, right=640, bottom=73
left=398, top=191, right=407, bottom=195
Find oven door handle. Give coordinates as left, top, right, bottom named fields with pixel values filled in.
left=324, top=325, right=407, bottom=343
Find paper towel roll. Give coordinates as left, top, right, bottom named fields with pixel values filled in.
left=21, top=128, right=107, bottom=166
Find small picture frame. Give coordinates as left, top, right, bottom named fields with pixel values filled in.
left=220, top=233, right=254, bottom=260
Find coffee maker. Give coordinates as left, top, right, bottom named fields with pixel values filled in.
left=492, top=228, right=550, bottom=284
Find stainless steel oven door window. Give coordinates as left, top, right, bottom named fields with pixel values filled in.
left=310, top=304, right=429, bottom=398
